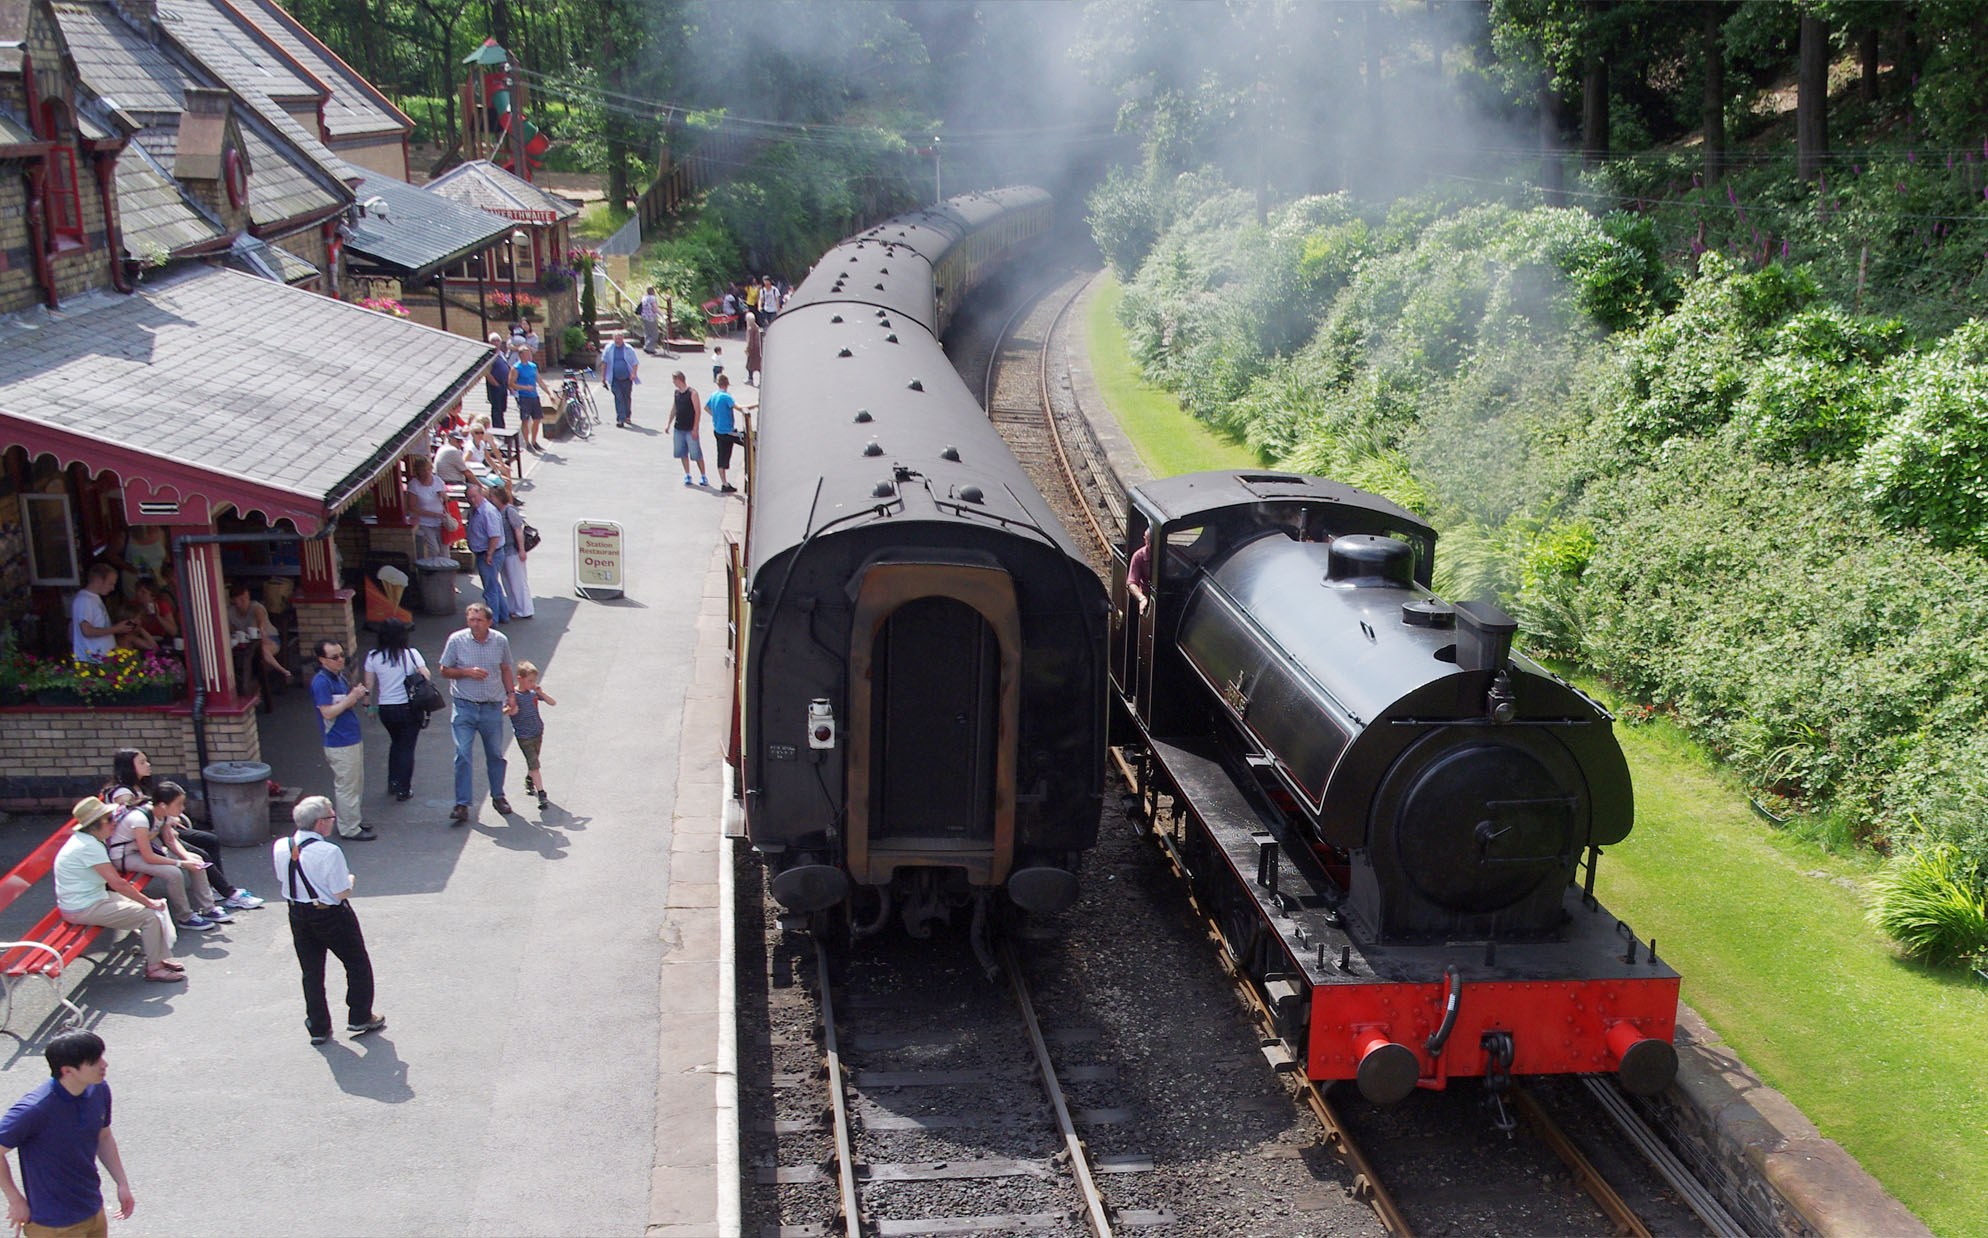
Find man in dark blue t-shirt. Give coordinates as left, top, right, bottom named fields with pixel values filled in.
left=0, top=1031, right=136, bottom=1236
left=312, top=641, right=374, bottom=842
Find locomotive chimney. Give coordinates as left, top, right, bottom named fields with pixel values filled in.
left=1453, top=601, right=1517, bottom=672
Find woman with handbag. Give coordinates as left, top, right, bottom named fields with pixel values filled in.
left=494, top=484, right=535, bottom=620
left=363, top=621, right=433, bottom=802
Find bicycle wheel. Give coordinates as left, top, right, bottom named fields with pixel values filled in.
left=565, top=396, right=590, bottom=439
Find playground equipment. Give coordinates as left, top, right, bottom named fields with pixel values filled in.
left=442, top=39, right=549, bottom=180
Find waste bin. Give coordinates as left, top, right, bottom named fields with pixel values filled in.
left=416, top=556, right=460, bottom=616
left=203, top=761, right=272, bottom=848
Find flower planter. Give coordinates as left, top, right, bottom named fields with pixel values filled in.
left=34, top=689, right=87, bottom=707
left=123, top=686, right=180, bottom=707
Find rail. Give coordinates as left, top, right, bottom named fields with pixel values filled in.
left=816, top=947, right=863, bottom=1238
left=1000, top=938, right=1114, bottom=1237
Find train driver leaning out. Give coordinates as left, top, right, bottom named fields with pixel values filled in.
left=1126, top=535, right=1153, bottom=607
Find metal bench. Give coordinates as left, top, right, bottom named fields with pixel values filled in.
left=0, top=826, right=152, bottom=1029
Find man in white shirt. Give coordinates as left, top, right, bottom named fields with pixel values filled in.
left=272, top=796, right=385, bottom=1046
left=69, top=563, right=129, bottom=661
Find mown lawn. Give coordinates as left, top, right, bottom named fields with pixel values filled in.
left=1082, top=273, right=1981, bottom=1237
left=1085, top=274, right=1261, bottom=476
left=1596, top=712, right=1983, bottom=1238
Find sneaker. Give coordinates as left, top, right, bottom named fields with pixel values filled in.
left=176, top=914, right=220, bottom=931
left=344, top=828, right=379, bottom=842
left=200, top=904, right=235, bottom=923
left=225, top=890, right=266, bottom=910
left=309, top=1031, right=331, bottom=1046
left=682, top=476, right=693, bottom=486
left=347, top=1015, right=387, bottom=1037
left=720, top=483, right=738, bottom=493
left=491, top=797, right=514, bottom=815
left=537, top=790, right=550, bottom=809
left=523, top=772, right=536, bottom=793
left=450, top=804, right=469, bottom=826
left=699, top=476, right=711, bottom=487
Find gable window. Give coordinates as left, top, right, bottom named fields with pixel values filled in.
left=38, top=100, right=85, bottom=249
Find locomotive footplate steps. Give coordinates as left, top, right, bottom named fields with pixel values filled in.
left=1134, top=734, right=1681, bottom=1101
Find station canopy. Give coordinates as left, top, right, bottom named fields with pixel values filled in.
left=0, top=266, right=490, bottom=533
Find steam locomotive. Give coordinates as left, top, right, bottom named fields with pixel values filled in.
left=1111, top=471, right=1680, bottom=1102
left=729, top=189, right=1108, bottom=955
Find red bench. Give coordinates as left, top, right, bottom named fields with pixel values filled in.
left=0, top=825, right=152, bottom=1030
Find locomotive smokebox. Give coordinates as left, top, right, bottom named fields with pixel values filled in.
left=1453, top=600, right=1518, bottom=672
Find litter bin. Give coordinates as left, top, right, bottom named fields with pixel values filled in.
left=204, top=761, right=272, bottom=848
left=416, top=556, right=460, bottom=616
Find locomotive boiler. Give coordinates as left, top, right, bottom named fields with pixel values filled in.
left=1112, top=471, right=1679, bottom=1102
left=729, top=188, right=1108, bottom=947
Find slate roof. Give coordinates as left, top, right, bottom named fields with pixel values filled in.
left=227, top=0, right=409, bottom=141
left=157, top=0, right=320, bottom=109
left=114, top=141, right=225, bottom=256
left=426, top=160, right=578, bottom=223
left=52, top=0, right=347, bottom=227
left=0, top=108, right=34, bottom=146
left=345, top=171, right=512, bottom=278
left=225, top=232, right=319, bottom=283
left=0, top=266, right=489, bottom=528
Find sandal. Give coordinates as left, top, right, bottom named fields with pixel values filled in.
left=157, top=960, right=186, bottom=972
left=144, top=967, right=184, bottom=983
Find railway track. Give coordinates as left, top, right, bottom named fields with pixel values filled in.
left=765, top=933, right=1155, bottom=1236
left=973, top=260, right=1730, bottom=1238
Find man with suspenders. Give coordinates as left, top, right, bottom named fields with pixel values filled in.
left=273, top=796, right=386, bottom=1047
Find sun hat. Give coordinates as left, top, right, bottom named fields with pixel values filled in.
left=70, top=797, right=116, bottom=832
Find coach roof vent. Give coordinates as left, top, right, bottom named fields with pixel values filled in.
left=940, top=446, right=960, bottom=461
left=873, top=480, right=896, bottom=498
left=886, top=334, right=899, bottom=344
left=908, top=379, right=924, bottom=391
left=838, top=348, right=853, bottom=358
left=830, top=314, right=844, bottom=323
left=958, top=485, right=985, bottom=503
left=863, top=440, right=884, bottom=457
left=853, top=409, right=873, bottom=423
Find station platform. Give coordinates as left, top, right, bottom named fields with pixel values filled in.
left=0, top=369, right=747, bottom=1236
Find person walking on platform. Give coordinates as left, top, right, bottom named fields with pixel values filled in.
left=707, top=373, right=741, bottom=493
left=598, top=329, right=641, bottom=428
left=440, top=602, right=517, bottom=825
left=311, top=641, right=373, bottom=842
left=465, top=480, right=511, bottom=624
left=744, top=314, right=763, bottom=387
left=670, top=371, right=709, bottom=488
left=0, top=1030, right=139, bottom=1236
left=484, top=332, right=511, bottom=429
left=275, top=797, right=386, bottom=1046
left=638, top=286, right=661, bottom=353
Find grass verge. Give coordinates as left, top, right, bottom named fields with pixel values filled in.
left=1595, top=709, right=1982, bottom=1237
left=1084, top=282, right=1980, bottom=1234
left=1084, top=273, right=1261, bottom=477
left=575, top=201, right=633, bottom=242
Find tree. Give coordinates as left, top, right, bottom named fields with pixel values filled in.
left=1797, top=8, right=1829, bottom=181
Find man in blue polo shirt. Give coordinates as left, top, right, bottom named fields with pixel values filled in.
left=312, top=640, right=374, bottom=842
left=0, top=1031, right=137, bottom=1237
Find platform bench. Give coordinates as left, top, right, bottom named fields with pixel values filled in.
left=0, top=826, right=152, bottom=1030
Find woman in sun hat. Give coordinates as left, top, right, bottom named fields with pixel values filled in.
left=53, top=798, right=180, bottom=982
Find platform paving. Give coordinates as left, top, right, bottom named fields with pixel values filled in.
left=0, top=359, right=742, bottom=1237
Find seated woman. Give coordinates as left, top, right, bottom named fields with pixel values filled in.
left=132, top=577, right=180, bottom=644
left=54, top=798, right=179, bottom=982
left=464, top=419, right=511, bottom=485
left=147, top=780, right=266, bottom=912
left=110, top=597, right=159, bottom=653
left=105, top=785, right=231, bottom=932
left=226, top=580, right=291, bottom=685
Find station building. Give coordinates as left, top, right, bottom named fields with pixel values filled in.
left=0, top=0, right=504, bottom=805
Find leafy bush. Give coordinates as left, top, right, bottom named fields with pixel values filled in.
left=1868, top=844, right=1988, bottom=968
left=1087, top=166, right=1167, bottom=277
left=644, top=214, right=743, bottom=316
left=1857, top=320, right=1988, bottom=548
left=1738, top=308, right=1910, bottom=462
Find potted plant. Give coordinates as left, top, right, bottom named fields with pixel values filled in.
left=562, top=324, right=595, bottom=366
left=0, top=631, right=26, bottom=707
left=538, top=264, right=577, bottom=295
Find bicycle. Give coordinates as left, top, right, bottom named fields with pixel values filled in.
left=552, top=369, right=601, bottom=441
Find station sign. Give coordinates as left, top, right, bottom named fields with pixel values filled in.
left=574, top=519, right=625, bottom=600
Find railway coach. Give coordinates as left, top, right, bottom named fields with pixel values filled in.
left=1111, top=470, right=1681, bottom=1104
left=728, top=189, right=1104, bottom=955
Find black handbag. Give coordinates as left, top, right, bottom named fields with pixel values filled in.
left=408, top=673, right=446, bottom=715
left=522, top=522, right=542, bottom=552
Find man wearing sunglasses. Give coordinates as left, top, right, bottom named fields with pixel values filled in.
left=311, top=641, right=374, bottom=841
